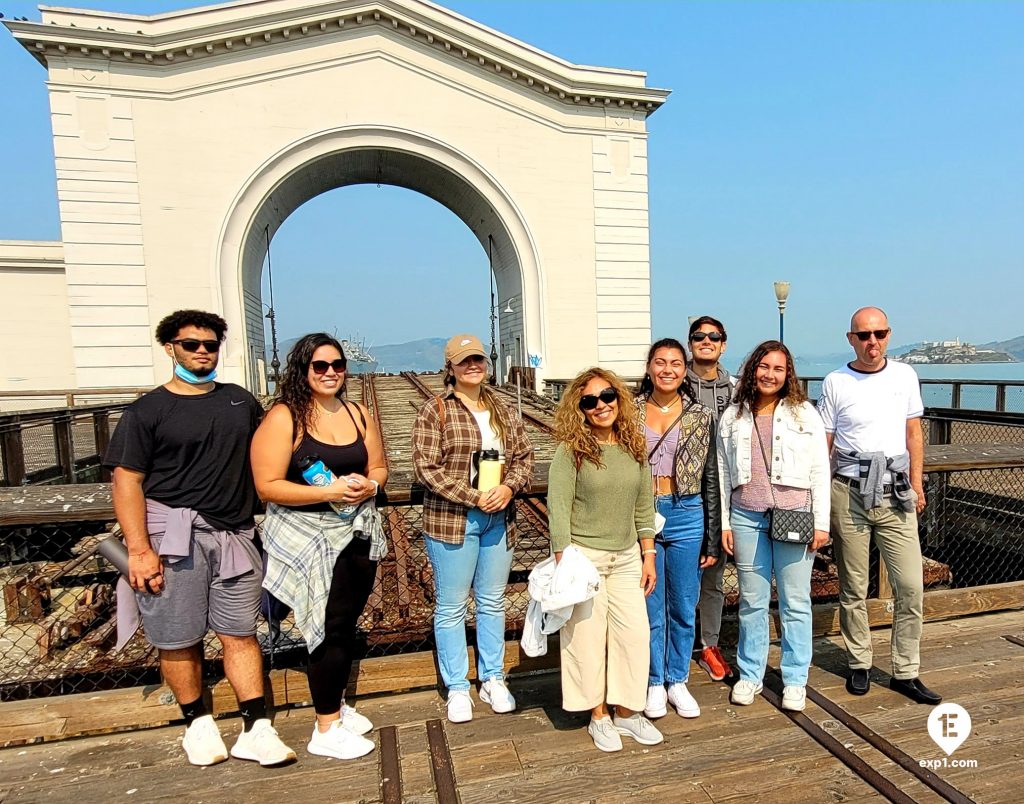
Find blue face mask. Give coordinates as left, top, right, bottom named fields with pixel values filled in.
left=173, top=359, right=216, bottom=385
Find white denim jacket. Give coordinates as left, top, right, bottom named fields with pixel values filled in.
left=716, top=399, right=831, bottom=532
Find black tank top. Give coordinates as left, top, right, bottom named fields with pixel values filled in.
left=285, top=402, right=369, bottom=513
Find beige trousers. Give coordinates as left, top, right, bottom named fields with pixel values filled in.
left=830, top=479, right=923, bottom=678
left=559, top=543, right=650, bottom=712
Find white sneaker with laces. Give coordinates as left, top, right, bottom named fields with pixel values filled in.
left=340, top=703, right=373, bottom=735
left=230, top=719, right=297, bottom=766
left=667, top=682, right=701, bottom=718
left=613, top=712, right=664, bottom=746
left=644, top=684, right=668, bottom=719
left=181, top=714, right=229, bottom=766
left=479, top=678, right=516, bottom=714
left=587, top=716, right=623, bottom=752
left=307, top=720, right=375, bottom=760
left=730, top=679, right=764, bottom=706
left=781, top=685, right=807, bottom=712
left=446, top=690, right=474, bottom=723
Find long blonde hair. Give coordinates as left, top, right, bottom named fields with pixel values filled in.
left=442, top=361, right=507, bottom=442
left=554, top=367, right=646, bottom=469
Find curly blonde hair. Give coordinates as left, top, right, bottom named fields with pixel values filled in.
left=554, top=367, right=646, bottom=469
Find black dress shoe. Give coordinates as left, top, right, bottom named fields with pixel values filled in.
left=846, top=669, right=870, bottom=696
left=890, top=677, right=943, bottom=705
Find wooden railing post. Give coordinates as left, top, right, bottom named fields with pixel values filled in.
left=950, top=382, right=962, bottom=409
left=0, top=420, right=27, bottom=487
left=93, top=411, right=112, bottom=482
left=53, top=413, right=76, bottom=484
left=996, top=383, right=1007, bottom=412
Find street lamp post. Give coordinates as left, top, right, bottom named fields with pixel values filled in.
left=264, top=225, right=281, bottom=385
left=265, top=306, right=280, bottom=385
left=774, top=281, right=790, bottom=343
left=488, top=235, right=498, bottom=384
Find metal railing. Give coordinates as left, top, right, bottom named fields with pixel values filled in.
left=544, top=377, right=1024, bottom=412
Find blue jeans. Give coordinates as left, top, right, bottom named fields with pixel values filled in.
left=731, top=507, right=815, bottom=686
left=424, top=509, right=513, bottom=692
left=646, top=494, right=704, bottom=685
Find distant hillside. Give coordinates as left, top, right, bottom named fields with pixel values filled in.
left=270, top=336, right=447, bottom=373
left=983, top=335, right=1024, bottom=361
left=360, top=337, right=447, bottom=373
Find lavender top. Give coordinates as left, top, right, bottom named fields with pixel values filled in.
left=646, top=424, right=679, bottom=477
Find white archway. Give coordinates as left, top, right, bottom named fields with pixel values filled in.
left=216, top=126, right=543, bottom=387
left=3, top=0, right=668, bottom=393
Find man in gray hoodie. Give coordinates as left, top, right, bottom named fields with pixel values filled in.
left=685, top=315, right=736, bottom=681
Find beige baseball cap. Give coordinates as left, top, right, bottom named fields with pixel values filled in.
left=445, top=334, right=486, bottom=365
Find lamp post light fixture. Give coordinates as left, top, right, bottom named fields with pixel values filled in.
left=774, top=281, right=791, bottom=343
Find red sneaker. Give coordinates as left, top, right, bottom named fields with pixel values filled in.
left=699, top=646, right=733, bottom=682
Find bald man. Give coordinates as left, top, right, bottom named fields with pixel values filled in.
left=817, top=307, right=941, bottom=705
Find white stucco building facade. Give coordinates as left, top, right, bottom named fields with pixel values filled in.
left=2, top=0, right=668, bottom=395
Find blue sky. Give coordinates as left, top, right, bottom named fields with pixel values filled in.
left=1, top=0, right=1022, bottom=365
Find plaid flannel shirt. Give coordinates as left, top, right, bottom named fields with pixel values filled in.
left=412, top=388, right=534, bottom=545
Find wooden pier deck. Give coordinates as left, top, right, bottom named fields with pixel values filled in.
left=1, top=609, right=1019, bottom=803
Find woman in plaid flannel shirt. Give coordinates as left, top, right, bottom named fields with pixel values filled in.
left=412, top=334, right=534, bottom=724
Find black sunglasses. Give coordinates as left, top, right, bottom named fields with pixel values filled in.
left=310, top=359, right=347, bottom=375
left=579, top=387, right=618, bottom=411
left=171, top=338, right=221, bottom=353
left=851, top=329, right=890, bottom=342
left=690, top=332, right=724, bottom=343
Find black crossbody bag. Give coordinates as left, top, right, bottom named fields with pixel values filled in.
left=752, top=413, right=815, bottom=544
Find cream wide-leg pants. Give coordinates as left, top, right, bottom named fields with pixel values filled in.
left=559, top=543, right=650, bottom=713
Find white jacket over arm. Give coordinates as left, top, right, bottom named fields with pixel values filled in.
left=716, top=400, right=831, bottom=532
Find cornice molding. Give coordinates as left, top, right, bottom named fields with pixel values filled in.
left=4, top=0, right=669, bottom=115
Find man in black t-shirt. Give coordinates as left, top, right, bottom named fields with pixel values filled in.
left=104, top=309, right=295, bottom=768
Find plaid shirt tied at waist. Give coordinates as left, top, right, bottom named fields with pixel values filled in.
left=412, top=388, right=534, bottom=545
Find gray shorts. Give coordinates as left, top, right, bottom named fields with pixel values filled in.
left=137, top=529, right=262, bottom=650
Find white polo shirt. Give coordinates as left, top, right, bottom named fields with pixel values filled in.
left=817, top=359, right=923, bottom=480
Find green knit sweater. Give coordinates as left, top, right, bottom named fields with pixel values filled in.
left=547, top=442, right=657, bottom=553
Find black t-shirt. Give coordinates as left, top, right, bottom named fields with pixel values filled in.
left=103, top=383, right=263, bottom=530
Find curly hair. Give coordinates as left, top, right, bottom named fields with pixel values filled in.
left=274, top=333, right=346, bottom=437
left=555, top=367, right=646, bottom=469
left=733, top=340, right=807, bottom=416
left=635, top=337, right=697, bottom=403
left=155, top=309, right=227, bottom=344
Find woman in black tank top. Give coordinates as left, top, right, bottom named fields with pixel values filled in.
left=251, top=333, right=387, bottom=761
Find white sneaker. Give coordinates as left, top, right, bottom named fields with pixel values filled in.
left=781, top=685, right=807, bottom=712
left=644, top=684, right=668, bottom=719
left=730, top=679, right=764, bottom=706
left=587, top=716, right=623, bottom=752
left=479, top=678, right=516, bottom=714
left=230, top=719, right=297, bottom=766
left=307, top=720, right=375, bottom=760
left=340, top=703, right=373, bottom=735
left=446, top=690, right=474, bottom=723
left=181, top=714, right=229, bottom=766
left=613, top=712, right=664, bottom=746
left=667, top=682, right=701, bottom=718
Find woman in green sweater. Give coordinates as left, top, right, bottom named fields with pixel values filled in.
left=549, top=367, right=662, bottom=753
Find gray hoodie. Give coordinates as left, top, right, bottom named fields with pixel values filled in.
left=685, top=365, right=735, bottom=421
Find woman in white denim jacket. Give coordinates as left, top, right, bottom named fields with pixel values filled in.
left=717, top=340, right=830, bottom=713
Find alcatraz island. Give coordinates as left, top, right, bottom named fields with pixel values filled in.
left=895, top=338, right=1016, bottom=364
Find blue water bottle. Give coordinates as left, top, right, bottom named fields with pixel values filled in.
left=297, top=454, right=358, bottom=518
